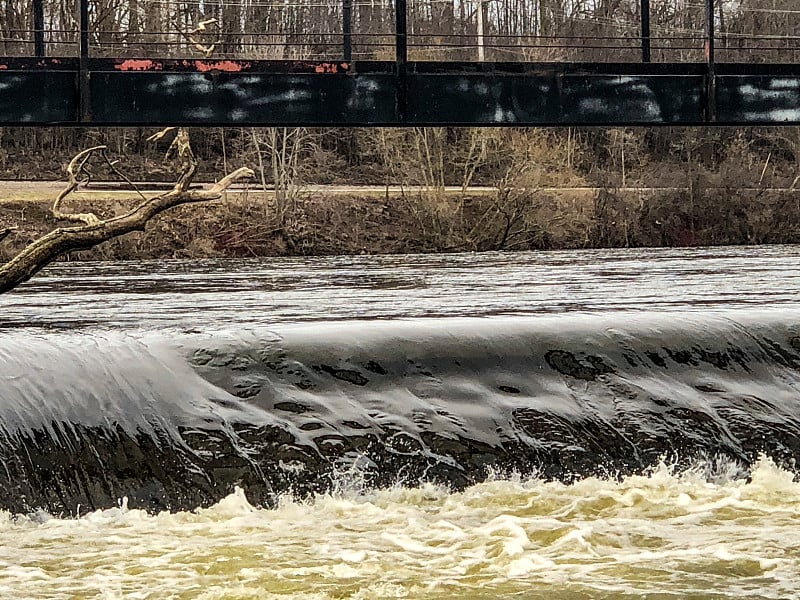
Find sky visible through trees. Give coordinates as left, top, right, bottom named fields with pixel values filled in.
left=1, top=0, right=800, bottom=63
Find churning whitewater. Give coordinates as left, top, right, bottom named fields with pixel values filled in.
left=2, top=247, right=800, bottom=598
left=0, top=459, right=798, bottom=599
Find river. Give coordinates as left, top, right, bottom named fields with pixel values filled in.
left=1, top=246, right=799, bottom=599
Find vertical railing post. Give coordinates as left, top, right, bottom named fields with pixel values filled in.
left=33, top=0, right=45, bottom=57
left=79, top=0, right=91, bottom=121
left=395, top=0, right=408, bottom=122
left=705, top=0, right=716, bottom=122
left=476, top=0, right=485, bottom=62
left=640, top=0, right=650, bottom=63
left=343, top=0, right=352, bottom=61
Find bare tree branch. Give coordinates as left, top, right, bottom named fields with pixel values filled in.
left=52, top=145, right=107, bottom=226
left=146, top=127, right=177, bottom=144
left=100, top=151, right=147, bottom=202
left=169, top=128, right=197, bottom=193
left=0, top=227, right=18, bottom=244
left=0, top=129, right=254, bottom=295
left=173, top=18, right=222, bottom=57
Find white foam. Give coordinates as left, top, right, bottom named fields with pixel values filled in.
left=1, top=457, right=795, bottom=598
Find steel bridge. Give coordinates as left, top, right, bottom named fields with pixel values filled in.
left=2, top=0, right=800, bottom=126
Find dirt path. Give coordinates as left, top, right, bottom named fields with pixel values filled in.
left=3, top=180, right=797, bottom=205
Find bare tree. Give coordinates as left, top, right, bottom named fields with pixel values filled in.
left=0, top=128, right=253, bottom=295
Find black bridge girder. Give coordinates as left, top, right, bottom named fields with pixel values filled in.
left=1, top=58, right=800, bottom=126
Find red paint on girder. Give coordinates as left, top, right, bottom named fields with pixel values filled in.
left=115, top=59, right=163, bottom=71
left=192, top=60, right=250, bottom=72
left=315, top=62, right=347, bottom=74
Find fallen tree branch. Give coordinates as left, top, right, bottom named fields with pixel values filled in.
left=101, top=152, right=147, bottom=202
left=0, top=170, right=253, bottom=294
left=52, top=145, right=106, bottom=226
left=0, top=227, right=18, bottom=244
left=0, top=129, right=253, bottom=295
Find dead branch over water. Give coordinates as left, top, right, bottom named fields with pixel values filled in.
left=0, top=227, right=17, bottom=244
left=0, top=128, right=253, bottom=295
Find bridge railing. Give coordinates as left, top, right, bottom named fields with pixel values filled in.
left=2, top=0, right=800, bottom=64
left=3, top=0, right=800, bottom=126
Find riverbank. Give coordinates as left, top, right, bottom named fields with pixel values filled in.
left=2, top=181, right=800, bottom=262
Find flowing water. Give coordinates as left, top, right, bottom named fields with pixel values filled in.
left=2, top=246, right=800, bottom=599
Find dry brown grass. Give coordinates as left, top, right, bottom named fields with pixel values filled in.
left=4, top=182, right=800, bottom=263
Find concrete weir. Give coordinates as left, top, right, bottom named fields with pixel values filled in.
left=2, top=315, right=800, bottom=515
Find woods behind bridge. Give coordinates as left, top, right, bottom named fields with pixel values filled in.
left=2, top=0, right=799, bottom=63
